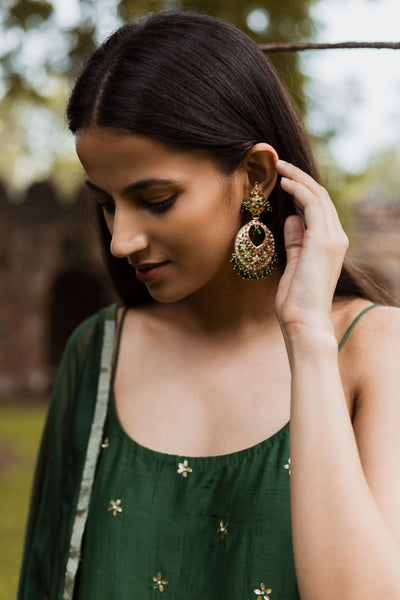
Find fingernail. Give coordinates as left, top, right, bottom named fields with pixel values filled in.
left=276, top=159, right=287, bottom=166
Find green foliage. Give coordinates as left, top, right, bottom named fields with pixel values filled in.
left=311, top=136, right=353, bottom=231
left=117, top=0, right=167, bottom=21
left=68, top=24, right=97, bottom=74
left=6, top=0, right=53, bottom=29
left=341, top=149, right=400, bottom=206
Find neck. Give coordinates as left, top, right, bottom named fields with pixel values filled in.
left=172, top=268, right=281, bottom=339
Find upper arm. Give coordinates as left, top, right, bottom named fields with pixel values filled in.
left=350, top=306, right=400, bottom=541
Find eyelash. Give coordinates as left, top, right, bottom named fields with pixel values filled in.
left=96, top=195, right=176, bottom=215
left=144, top=195, right=176, bottom=213
left=97, top=202, right=114, bottom=214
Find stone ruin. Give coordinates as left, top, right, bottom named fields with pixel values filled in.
left=0, top=180, right=114, bottom=395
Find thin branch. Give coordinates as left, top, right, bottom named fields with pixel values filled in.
left=259, top=41, right=400, bottom=52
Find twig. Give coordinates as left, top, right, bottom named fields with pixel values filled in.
left=259, top=41, right=400, bottom=52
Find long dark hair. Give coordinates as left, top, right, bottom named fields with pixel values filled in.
left=67, top=10, right=393, bottom=306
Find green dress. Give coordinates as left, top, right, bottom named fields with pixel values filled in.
left=74, top=387, right=294, bottom=598
left=18, top=303, right=378, bottom=600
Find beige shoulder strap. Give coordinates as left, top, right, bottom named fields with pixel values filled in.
left=63, top=317, right=115, bottom=600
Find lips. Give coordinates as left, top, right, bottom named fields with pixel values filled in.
left=134, top=261, right=170, bottom=284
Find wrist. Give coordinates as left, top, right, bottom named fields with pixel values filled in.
left=282, top=320, right=338, bottom=359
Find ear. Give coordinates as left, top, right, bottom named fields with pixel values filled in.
left=243, top=143, right=279, bottom=198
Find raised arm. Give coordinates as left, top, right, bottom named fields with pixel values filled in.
left=275, top=159, right=400, bottom=600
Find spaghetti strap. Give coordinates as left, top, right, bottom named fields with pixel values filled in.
left=338, top=303, right=379, bottom=351
left=111, top=306, right=129, bottom=385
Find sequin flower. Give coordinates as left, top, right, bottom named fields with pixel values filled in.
left=217, top=520, right=229, bottom=539
left=254, top=584, right=272, bottom=599
left=101, top=438, right=110, bottom=451
left=284, top=458, right=291, bottom=475
left=108, top=499, right=122, bottom=516
left=153, top=572, right=168, bottom=592
left=177, top=459, right=192, bottom=477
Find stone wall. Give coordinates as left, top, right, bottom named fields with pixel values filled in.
left=0, top=181, right=114, bottom=395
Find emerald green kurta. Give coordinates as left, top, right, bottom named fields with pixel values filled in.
left=19, top=304, right=298, bottom=599
left=74, top=393, right=295, bottom=599
left=18, top=302, right=379, bottom=599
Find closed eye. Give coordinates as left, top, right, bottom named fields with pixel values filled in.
left=87, top=188, right=115, bottom=214
left=94, top=196, right=176, bottom=215
left=95, top=199, right=115, bottom=214
left=142, top=195, right=176, bottom=214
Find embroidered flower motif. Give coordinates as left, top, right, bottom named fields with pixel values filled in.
left=108, top=499, right=122, bottom=516
left=284, top=458, right=290, bottom=475
left=177, top=459, right=192, bottom=477
left=153, top=572, right=168, bottom=592
left=254, top=583, right=272, bottom=599
left=101, top=438, right=110, bottom=451
left=217, top=520, right=229, bottom=539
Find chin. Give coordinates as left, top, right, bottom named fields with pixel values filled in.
left=145, top=285, right=193, bottom=304
left=145, top=277, right=210, bottom=304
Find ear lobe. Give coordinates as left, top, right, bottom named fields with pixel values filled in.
left=244, top=143, right=279, bottom=198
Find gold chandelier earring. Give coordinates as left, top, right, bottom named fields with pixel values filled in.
left=230, top=182, right=278, bottom=279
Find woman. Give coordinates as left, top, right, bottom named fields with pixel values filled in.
left=18, top=11, right=400, bottom=600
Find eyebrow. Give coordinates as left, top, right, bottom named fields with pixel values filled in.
left=85, top=178, right=176, bottom=196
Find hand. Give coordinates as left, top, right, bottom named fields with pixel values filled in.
left=274, top=160, right=349, bottom=337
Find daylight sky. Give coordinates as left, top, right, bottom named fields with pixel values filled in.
left=302, top=0, right=400, bottom=171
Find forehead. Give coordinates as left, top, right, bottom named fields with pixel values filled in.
left=75, top=126, right=219, bottom=187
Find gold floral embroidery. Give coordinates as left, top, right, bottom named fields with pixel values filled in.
left=101, top=438, right=110, bottom=451
left=284, top=458, right=290, bottom=475
left=254, top=583, right=272, bottom=599
left=217, top=520, right=229, bottom=539
left=177, top=459, right=192, bottom=477
left=153, top=572, right=168, bottom=592
left=108, top=499, right=122, bottom=516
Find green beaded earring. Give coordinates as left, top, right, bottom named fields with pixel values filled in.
left=230, top=182, right=278, bottom=279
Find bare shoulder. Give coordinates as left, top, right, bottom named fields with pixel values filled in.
left=334, top=298, right=400, bottom=355
left=336, top=298, right=400, bottom=445
left=333, top=298, right=400, bottom=405
left=348, top=301, right=400, bottom=396
left=337, top=300, right=400, bottom=362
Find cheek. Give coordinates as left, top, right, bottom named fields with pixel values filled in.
left=171, top=204, right=241, bottom=266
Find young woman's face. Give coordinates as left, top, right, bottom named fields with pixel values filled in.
left=76, top=127, right=247, bottom=303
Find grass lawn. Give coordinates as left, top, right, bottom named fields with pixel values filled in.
left=0, top=400, right=48, bottom=599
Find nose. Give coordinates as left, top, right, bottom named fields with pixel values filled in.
left=109, top=208, right=149, bottom=259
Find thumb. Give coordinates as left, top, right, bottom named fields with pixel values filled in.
left=284, top=215, right=305, bottom=264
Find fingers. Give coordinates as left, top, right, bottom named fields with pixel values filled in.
left=275, top=161, right=349, bottom=327
left=276, top=160, right=324, bottom=198
left=284, top=215, right=305, bottom=260
left=276, top=159, right=342, bottom=232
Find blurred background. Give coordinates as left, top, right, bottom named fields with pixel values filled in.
left=0, top=0, right=399, bottom=595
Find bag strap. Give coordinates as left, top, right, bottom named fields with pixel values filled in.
left=63, top=314, right=116, bottom=600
